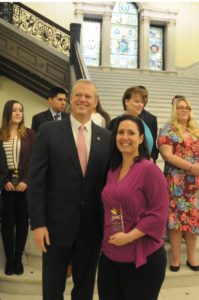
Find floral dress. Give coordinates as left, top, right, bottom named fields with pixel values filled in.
left=158, top=123, right=199, bottom=235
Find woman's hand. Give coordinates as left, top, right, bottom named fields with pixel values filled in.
left=15, top=181, right=27, bottom=192
left=190, top=163, right=199, bottom=176
left=4, top=182, right=15, bottom=191
left=109, top=232, right=133, bottom=246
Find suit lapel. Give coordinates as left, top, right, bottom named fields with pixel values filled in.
left=58, top=118, right=82, bottom=175
left=45, top=109, right=54, bottom=122
left=86, top=123, right=102, bottom=177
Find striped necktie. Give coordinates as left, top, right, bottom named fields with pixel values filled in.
left=54, top=114, right=60, bottom=121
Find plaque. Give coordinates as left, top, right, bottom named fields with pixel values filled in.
left=110, top=205, right=124, bottom=233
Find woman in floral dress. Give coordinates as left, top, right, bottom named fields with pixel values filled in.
left=158, top=96, right=199, bottom=272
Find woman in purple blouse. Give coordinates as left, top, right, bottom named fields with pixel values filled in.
left=98, top=114, right=168, bottom=300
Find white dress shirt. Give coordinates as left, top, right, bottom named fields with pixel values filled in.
left=50, top=108, right=62, bottom=120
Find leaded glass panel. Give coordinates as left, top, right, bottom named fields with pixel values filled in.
left=149, top=26, right=164, bottom=71
left=82, top=20, right=101, bottom=66
left=110, top=2, right=138, bottom=68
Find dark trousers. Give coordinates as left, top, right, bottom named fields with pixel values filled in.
left=1, top=190, right=29, bottom=259
left=42, top=230, right=101, bottom=300
left=98, top=246, right=167, bottom=300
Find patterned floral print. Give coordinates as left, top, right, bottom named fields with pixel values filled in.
left=158, top=123, right=199, bottom=235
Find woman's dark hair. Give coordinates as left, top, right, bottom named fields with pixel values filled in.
left=110, top=114, right=150, bottom=171
left=122, top=86, right=146, bottom=111
left=96, top=100, right=111, bottom=128
left=0, top=100, right=26, bottom=141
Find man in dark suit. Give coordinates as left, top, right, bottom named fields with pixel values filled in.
left=27, top=79, right=111, bottom=300
left=139, top=86, right=159, bottom=162
left=31, top=86, right=68, bottom=133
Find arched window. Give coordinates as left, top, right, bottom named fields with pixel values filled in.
left=149, top=26, right=164, bottom=71
left=110, top=2, right=138, bottom=68
left=82, top=19, right=101, bottom=66
left=75, top=1, right=176, bottom=71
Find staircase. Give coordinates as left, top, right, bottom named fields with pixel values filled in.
left=0, top=230, right=199, bottom=299
left=88, top=67, right=199, bottom=129
left=88, top=67, right=199, bottom=169
left=0, top=3, right=71, bottom=98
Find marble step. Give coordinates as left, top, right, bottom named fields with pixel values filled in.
left=0, top=266, right=71, bottom=295
left=25, top=239, right=199, bottom=269
left=1, top=286, right=199, bottom=300
left=0, top=261, right=199, bottom=296
left=165, top=238, right=199, bottom=265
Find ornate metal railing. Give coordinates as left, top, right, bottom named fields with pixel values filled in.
left=0, top=2, right=70, bottom=57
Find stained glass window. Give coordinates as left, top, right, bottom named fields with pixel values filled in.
left=149, top=26, right=164, bottom=71
left=110, top=2, right=138, bottom=68
left=82, top=20, right=101, bottom=66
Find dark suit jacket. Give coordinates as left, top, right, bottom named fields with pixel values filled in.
left=1, top=128, right=35, bottom=184
left=108, top=110, right=159, bottom=161
left=31, top=109, right=68, bottom=133
left=0, top=143, right=8, bottom=191
left=140, top=109, right=159, bottom=161
left=27, top=117, right=111, bottom=247
left=0, top=143, right=7, bottom=210
left=0, top=129, right=35, bottom=210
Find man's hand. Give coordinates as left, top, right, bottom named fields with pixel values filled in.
left=33, top=227, right=50, bottom=253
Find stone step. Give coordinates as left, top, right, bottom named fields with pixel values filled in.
left=88, top=67, right=199, bottom=123
left=25, top=240, right=199, bottom=269
left=165, top=239, right=199, bottom=265
left=0, top=260, right=199, bottom=295
left=0, top=266, right=72, bottom=295
left=1, top=286, right=199, bottom=300
left=1, top=232, right=199, bottom=296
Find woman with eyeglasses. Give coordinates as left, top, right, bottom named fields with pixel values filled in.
left=158, top=96, right=199, bottom=272
left=0, top=100, right=35, bottom=275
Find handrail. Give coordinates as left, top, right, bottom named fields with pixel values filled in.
left=0, top=2, right=70, bottom=56
left=15, top=2, right=70, bottom=35
left=74, top=41, right=90, bottom=80
left=0, top=3, right=89, bottom=82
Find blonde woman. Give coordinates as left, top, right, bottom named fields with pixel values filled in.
left=158, top=97, right=199, bottom=272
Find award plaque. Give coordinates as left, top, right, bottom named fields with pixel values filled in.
left=110, top=205, right=124, bottom=233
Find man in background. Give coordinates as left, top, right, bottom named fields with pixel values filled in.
left=139, top=85, right=159, bottom=162
left=31, top=86, right=68, bottom=132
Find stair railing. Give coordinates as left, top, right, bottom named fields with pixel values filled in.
left=74, top=40, right=90, bottom=80
left=0, top=3, right=90, bottom=84
left=0, top=2, right=70, bottom=56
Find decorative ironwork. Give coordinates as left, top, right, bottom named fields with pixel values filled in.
left=0, top=2, right=13, bottom=23
left=0, top=3, right=70, bottom=57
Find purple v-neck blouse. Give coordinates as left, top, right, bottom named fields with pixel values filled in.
left=102, top=159, right=168, bottom=268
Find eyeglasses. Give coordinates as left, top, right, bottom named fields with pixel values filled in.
left=176, top=106, right=191, bottom=111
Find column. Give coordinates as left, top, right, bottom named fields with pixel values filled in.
left=165, top=19, right=176, bottom=72
left=139, top=15, right=150, bottom=70
left=101, top=11, right=112, bottom=67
